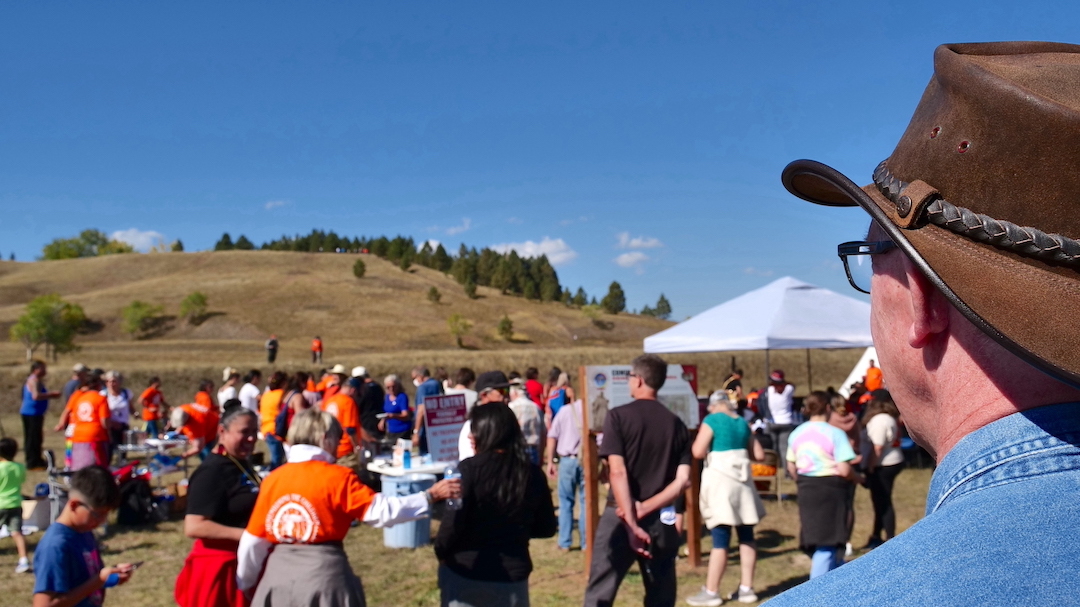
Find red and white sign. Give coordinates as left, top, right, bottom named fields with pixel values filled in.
left=423, top=394, right=468, bottom=462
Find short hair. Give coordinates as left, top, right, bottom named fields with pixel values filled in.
left=0, top=438, right=17, bottom=461
left=147, top=376, right=161, bottom=387
left=170, top=407, right=190, bottom=428
left=221, top=403, right=256, bottom=429
left=243, top=369, right=262, bottom=383
left=413, top=366, right=431, bottom=378
left=454, top=367, right=476, bottom=388
left=30, top=360, right=46, bottom=373
left=734, top=368, right=744, bottom=376
left=631, top=354, right=667, bottom=391
left=708, top=390, right=733, bottom=411
left=103, top=370, right=123, bottom=382
left=198, top=378, right=214, bottom=392
left=287, top=408, right=343, bottom=449
left=433, top=367, right=449, bottom=382
left=526, top=367, right=539, bottom=380
left=227, top=372, right=240, bottom=381
left=70, top=466, right=120, bottom=509
left=384, top=373, right=400, bottom=386
left=803, top=391, right=831, bottom=417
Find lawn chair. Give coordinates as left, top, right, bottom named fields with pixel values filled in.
left=753, top=449, right=783, bottom=505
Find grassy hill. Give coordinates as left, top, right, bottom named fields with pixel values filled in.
left=0, top=251, right=865, bottom=410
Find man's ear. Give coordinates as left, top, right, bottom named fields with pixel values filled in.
left=904, top=256, right=950, bottom=348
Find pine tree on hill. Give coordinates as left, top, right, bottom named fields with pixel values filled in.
left=601, top=281, right=626, bottom=314
left=655, top=293, right=672, bottom=320
left=433, top=244, right=453, bottom=273
left=573, top=287, right=588, bottom=307
left=214, top=233, right=235, bottom=251
left=234, top=235, right=255, bottom=250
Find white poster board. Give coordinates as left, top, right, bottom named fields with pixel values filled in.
left=423, top=394, right=468, bottom=462
left=584, top=364, right=699, bottom=430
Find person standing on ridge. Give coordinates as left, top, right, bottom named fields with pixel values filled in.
left=265, top=335, right=278, bottom=364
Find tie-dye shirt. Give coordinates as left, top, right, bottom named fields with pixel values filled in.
left=786, top=421, right=856, bottom=477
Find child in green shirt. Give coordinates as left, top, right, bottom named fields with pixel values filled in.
left=0, top=437, right=29, bottom=573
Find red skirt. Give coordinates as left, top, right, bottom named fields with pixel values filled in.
left=175, top=539, right=247, bottom=607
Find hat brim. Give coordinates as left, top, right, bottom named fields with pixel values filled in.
left=783, top=159, right=1080, bottom=388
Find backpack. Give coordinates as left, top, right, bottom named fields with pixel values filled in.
left=274, top=390, right=298, bottom=439
left=117, top=478, right=156, bottom=525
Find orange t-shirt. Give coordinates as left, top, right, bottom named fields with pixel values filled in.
left=180, top=402, right=219, bottom=444
left=321, top=394, right=358, bottom=458
left=306, top=378, right=317, bottom=393
left=139, top=387, right=163, bottom=421
left=260, top=389, right=285, bottom=436
left=311, top=339, right=322, bottom=352
left=195, top=391, right=214, bottom=409
left=865, top=367, right=884, bottom=392
left=323, top=383, right=341, bottom=401
left=246, top=460, right=375, bottom=544
left=66, top=389, right=110, bottom=443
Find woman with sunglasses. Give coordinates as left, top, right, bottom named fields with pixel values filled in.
left=175, top=402, right=261, bottom=607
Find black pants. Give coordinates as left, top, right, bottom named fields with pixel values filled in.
left=267, top=349, right=277, bottom=363
left=584, top=507, right=678, bottom=607
left=22, top=414, right=45, bottom=468
left=868, top=462, right=905, bottom=540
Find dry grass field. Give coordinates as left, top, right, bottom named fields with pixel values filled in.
left=0, top=410, right=933, bottom=607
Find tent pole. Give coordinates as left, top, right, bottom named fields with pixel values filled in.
left=806, top=348, right=813, bottom=392
left=765, top=349, right=770, bottom=387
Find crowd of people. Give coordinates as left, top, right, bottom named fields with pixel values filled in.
left=7, top=350, right=917, bottom=606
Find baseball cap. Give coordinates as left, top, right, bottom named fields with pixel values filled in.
left=770, top=370, right=785, bottom=383
left=475, top=371, right=510, bottom=394
left=330, top=364, right=348, bottom=375
left=73, top=363, right=88, bottom=373
left=351, top=366, right=368, bottom=378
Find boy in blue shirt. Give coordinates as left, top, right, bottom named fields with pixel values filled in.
left=33, top=466, right=136, bottom=607
left=0, top=438, right=29, bottom=573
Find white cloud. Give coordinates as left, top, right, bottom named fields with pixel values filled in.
left=491, top=237, right=578, bottom=266
left=616, top=232, right=663, bottom=249
left=614, top=251, right=650, bottom=268
left=110, top=228, right=165, bottom=252
left=418, top=239, right=441, bottom=252
left=507, top=217, right=524, bottom=225
left=446, top=218, right=472, bottom=236
left=265, top=199, right=288, bottom=210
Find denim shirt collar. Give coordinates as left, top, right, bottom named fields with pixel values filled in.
left=927, top=401, right=1080, bottom=516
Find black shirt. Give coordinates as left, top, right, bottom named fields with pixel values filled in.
left=434, top=451, right=556, bottom=582
left=186, top=453, right=260, bottom=528
left=599, top=398, right=691, bottom=506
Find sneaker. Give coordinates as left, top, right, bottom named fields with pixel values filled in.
left=727, top=587, right=758, bottom=604
left=15, top=558, right=30, bottom=574
left=686, top=587, right=722, bottom=606
left=845, top=542, right=854, bottom=558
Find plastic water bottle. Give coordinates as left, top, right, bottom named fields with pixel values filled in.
left=444, top=465, right=462, bottom=510
left=403, top=450, right=412, bottom=470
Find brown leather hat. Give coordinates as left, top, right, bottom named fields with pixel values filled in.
left=782, top=42, right=1080, bottom=387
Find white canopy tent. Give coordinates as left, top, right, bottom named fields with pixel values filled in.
left=643, top=276, right=875, bottom=390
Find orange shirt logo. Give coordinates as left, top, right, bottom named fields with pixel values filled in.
left=267, top=493, right=322, bottom=544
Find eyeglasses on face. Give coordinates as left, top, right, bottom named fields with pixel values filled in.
left=837, top=240, right=896, bottom=294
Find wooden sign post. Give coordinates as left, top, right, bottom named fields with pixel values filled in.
left=579, top=366, right=704, bottom=583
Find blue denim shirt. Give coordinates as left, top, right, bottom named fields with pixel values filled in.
left=767, top=401, right=1080, bottom=606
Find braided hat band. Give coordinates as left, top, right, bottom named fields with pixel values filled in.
left=873, top=161, right=1080, bottom=268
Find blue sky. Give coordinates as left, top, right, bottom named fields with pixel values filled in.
left=1, top=1, right=1075, bottom=318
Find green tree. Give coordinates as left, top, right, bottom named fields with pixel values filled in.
left=399, top=255, right=412, bottom=272
left=234, top=235, right=255, bottom=250
left=464, top=277, right=478, bottom=299
left=214, top=233, right=235, bottom=251
left=641, top=304, right=656, bottom=317
left=601, top=281, right=626, bottom=314
left=179, top=291, right=208, bottom=323
left=170, top=239, right=184, bottom=252
left=497, top=315, right=514, bottom=341
left=121, top=301, right=164, bottom=337
left=353, top=258, right=366, bottom=278
left=572, top=287, right=588, bottom=307
left=448, top=313, right=473, bottom=348
left=427, top=286, right=442, bottom=304
left=654, top=293, right=672, bottom=320
left=41, top=229, right=134, bottom=260
left=9, top=294, right=86, bottom=361
left=432, top=244, right=453, bottom=273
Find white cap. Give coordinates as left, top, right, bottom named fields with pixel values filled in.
left=330, top=364, right=348, bottom=375
left=351, top=366, right=367, bottom=378
left=222, top=366, right=237, bottom=381
left=73, top=363, right=88, bottom=373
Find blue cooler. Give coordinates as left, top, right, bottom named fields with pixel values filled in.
left=381, top=473, right=436, bottom=548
